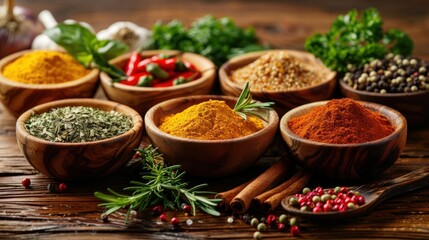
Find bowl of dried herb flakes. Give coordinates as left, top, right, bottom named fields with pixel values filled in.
left=219, top=50, right=337, bottom=116
left=15, top=98, right=143, bottom=181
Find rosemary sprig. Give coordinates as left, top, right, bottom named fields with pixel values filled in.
left=94, top=146, right=221, bottom=223
left=233, top=82, right=275, bottom=122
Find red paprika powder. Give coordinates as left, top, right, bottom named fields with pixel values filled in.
left=288, top=98, right=395, bottom=144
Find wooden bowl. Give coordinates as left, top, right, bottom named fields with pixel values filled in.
left=280, top=101, right=407, bottom=180
left=100, top=50, right=216, bottom=116
left=219, top=50, right=337, bottom=116
left=339, top=80, right=429, bottom=127
left=144, top=95, right=279, bottom=177
left=0, top=50, right=100, bottom=118
left=15, top=98, right=143, bottom=181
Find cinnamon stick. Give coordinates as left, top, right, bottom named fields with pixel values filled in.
left=262, top=173, right=312, bottom=212
left=215, top=180, right=252, bottom=210
left=230, top=158, right=293, bottom=214
left=252, top=170, right=305, bottom=211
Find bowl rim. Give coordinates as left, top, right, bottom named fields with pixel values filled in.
left=16, top=98, right=143, bottom=146
left=145, top=94, right=279, bottom=143
left=219, top=49, right=337, bottom=93
left=99, top=50, right=216, bottom=92
left=280, top=99, right=407, bottom=147
left=339, top=79, right=429, bottom=97
left=0, top=50, right=99, bottom=89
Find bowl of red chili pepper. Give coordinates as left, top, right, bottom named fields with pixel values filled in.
left=99, top=50, right=216, bottom=116
left=280, top=98, right=407, bottom=180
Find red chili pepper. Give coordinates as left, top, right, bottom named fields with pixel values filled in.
left=120, top=72, right=150, bottom=86
left=152, top=80, right=174, bottom=88
left=125, top=52, right=141, bottom=76
left=183, top=61, right=198, bottom=71
left=135, top=58, right=152, bottom=72
left=151, top=58, right=177, bottom=71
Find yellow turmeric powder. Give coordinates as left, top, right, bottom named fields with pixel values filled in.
left=2, top=50, right=90, bottom=84
left=159, top=100, right=264, bottom=140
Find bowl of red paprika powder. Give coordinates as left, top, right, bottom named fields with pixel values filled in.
left=280, top=98, right=407, bottom=180
left=100, top=50, right=216, bottom=116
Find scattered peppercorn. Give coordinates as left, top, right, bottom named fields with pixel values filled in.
left=290, top=225, right=301, bottom=237
left=58, top=183, right=67, bottom=192
left=253, top=231, right=262, bottom=240
left=257, top=223, right=267, bottom=232
left=152, top=205, right=163, bottom=216
left=227, top=216, right=234, bottom=224
left=159, top=213, right=167, bottom=222
left=21, top=178, right=31, bottom=188
left=342, top=54, right=429, bottom=93
left=181, top=204, right=192, bottom=213
left=170, top=217, right=180, bottom=226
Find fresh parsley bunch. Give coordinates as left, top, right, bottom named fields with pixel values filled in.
left=149, top=15, right=268, bottom=66
left=305, top=8, right=413, bottom=75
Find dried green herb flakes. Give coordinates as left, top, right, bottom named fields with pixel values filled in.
left=24, top=106, right=133, bottom=143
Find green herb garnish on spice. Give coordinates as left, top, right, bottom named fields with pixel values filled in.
left=45, top=23, right=128, bottom=80
left=233, top=82, right=274, bottom=122
left=148, top=15, right=269, bottom=66
left=305, top=8, right=413, bottom=75
left=94, top=146, right=221, bottom=223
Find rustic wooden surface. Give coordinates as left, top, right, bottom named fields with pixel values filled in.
left=1, top=0, right=429, bottom=239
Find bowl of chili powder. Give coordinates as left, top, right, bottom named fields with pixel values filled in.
left=280, top=98, right=407, bottom=180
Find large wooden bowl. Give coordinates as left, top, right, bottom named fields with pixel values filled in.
left=16, top=98, right=143, bottom=181
left=100, top=50, right=216, bottom=117
left=219, top=50, right=337, bottom=116
left=0, top=50, right=100, bottom=118
left=280, top=100, right=407, bottom=180
left=339, top=80, right=429, bottom=127
left=144, top=95, right=279, bottom=177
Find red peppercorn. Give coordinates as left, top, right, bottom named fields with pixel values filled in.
left=21, top=178, right=31, bottom=188
left=290, top=225, right=301, bottom=237
left=312, top=206, right=323, bottom=213
left=171, top=217, right=180, bottom=226
left=357, top=196, right=366, bottom=205
left=266, top=214, right=276, bottom=226
left=332, top=204, right=339, bottom=211
left=344, top=197, right=352, bottom=204
left=58, top=183, right=67, bottom=192
left=182, top=204, right=192, bottom=213
left=152, top=205, right=163, bottom=216
left=315, top=202, right=323, bottom=208
left=323, top=203, right=332, bottom=212
left=277, top=223, right=286, bottom=231
left=159, top=213, right=167, bottom=222
left=340, top=187, right=349, bottom=193
left=347, top=191, right=354, bottom=198
left=339, top=203, right=348, bottom=212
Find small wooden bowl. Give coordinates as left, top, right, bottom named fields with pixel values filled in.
left=280, top=101, right=407, bottom=180
left=16, top=98, right=143, bottom=181
left=339, top=80, right=429, bottom=127
left=219, top=50, right=337, bottom=116
left=0, top=50, right=100, bottom=118
left=144, top=95, right=279, bottom=177
left=100, top=50, right=216, bottom=116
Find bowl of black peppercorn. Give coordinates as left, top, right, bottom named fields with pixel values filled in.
left=340, top=53, right=429, bottom=127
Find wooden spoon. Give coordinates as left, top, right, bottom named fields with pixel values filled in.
left=281, top=167, right=429, bottom=220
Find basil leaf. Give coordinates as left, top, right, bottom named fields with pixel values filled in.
left=45, top=23, right=95, bottom=67
left=94, top=40, right=129, bottom=61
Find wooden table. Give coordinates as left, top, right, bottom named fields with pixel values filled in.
left=1, top=0, right=429, bottom=239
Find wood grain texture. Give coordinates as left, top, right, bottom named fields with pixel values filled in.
left=339, top=80, right=429, bottom=127
left=219, top=50, right=337, bottom=116
left=15, top=99, right=143, bottom=181
left=1, top=0, right=429, bottom=239
left=144, top=95, right=279, bottom=177
left=280, top=101, right=407, bottom=180
left=100, top=50, right=216, bottom=116
left=0, top=50, right=100, bottom=118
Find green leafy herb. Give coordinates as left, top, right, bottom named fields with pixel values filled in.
left=45, top=23, right=128, bottom=80
left=94, top=146, right=221, bottom=223
left=233, top=82, right=274, bottom=122
left=148, top=15, right=269, bottom=66
left=305, top=8, right=413, bottom=75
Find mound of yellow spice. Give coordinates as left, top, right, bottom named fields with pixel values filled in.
left=2, top=50, right=90, bottom=84
left=159, top=100, right=264, bottom=140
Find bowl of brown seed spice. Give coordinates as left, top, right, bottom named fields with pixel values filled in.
left=219, top=50, right=337, bottom=116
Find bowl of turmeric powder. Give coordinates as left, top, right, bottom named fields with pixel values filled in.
left=280, top=98, right=407, bottom=180
left=144, top=95, right=279, bottom=177
left=0, top=50, right=100, bottom=118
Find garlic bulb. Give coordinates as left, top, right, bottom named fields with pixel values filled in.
left=97, top=21, right=152, bottom=52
